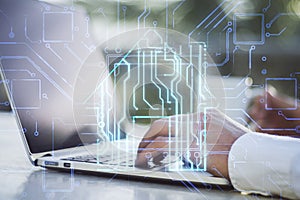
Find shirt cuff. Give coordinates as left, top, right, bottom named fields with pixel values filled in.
left=228, top=132, right=300, bottom=199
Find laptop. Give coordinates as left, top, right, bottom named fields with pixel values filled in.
left=0, top=0, right=228, bottom=187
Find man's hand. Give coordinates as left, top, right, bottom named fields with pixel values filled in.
left=135, top=112, right=202, bottom=168
left=135, top=109, right=248, bottom=179
left=248, top=92, right=300, bottom=136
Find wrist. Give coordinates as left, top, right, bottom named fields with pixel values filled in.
left=207, top=153, right=230, bottom=179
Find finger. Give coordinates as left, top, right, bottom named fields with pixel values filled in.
left=152, top=153, right=165, bottom=165
left=137, top=115, right=184, bottom=150
left=138, top=113, right=203, bottom=151
left=135, top=137, right=170, bottom=168
left=144, top=113, right=201, bottom=139
left=137, top=119, right=170, bottom=151
left=247, top=95, right=264, bottom=122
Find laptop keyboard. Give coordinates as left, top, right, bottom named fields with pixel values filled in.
left=61, top=152, right=181, bottom=169
left=61, top=153, right=135, bottom=167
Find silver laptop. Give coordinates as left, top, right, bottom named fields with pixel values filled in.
left=0, top=0, right=228, bottom=187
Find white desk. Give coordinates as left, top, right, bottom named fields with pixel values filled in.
left=0, top=112, right=275, bottom=200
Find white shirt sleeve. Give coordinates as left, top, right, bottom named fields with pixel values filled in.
left=228, top=132, right=300, bottom=199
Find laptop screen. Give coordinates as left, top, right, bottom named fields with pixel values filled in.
left=0, top=1, right=96, bottom=153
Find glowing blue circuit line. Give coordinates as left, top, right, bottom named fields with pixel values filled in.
left=266, top=176, right=284, bottom=198
left=261, top=128, right=296, bottom=131
left=113, top=69, right=118, bottom=140
left=230, top=46, right=240, bottom=74
left=169, top=66, right=179, bottom=115
left=46, top=44, right=63, bottom=60
left=262, top=0, right=272, bottom=13
left=81, top=41, right=95, bottom=53
left=1, top=42, right=73, bottom=89
left=34, top=121, right=39, bottom=137
left=137, top=0, right=147, bottom=29
left=117, top=0, right=120, bottom=33
left=143, top=29, right=164, bottom=47
left=1, top=56, right=72, bottom=100
left=224, top=108, right=248, bottom=115
left=85, top=16, right=90, bottom=37
left=0, top=102, right=9, bottom=106
left=165, top=0, right=169, bottom=42
left=51, top=120, right=55, bottom=155
left=185, top=64, right=192, bottom=87
left=172, top=0, right=186, bottom=29
left=118, top=59, right=131, bottom=140
left=0, top=42, right=17, bottom=44
left=223, top=76, right=246, bottom=90
left=132, top=116, right=169, bottom=119
left=99, top=84, right=107, bottom=138
left=24, top=17, right=41, bottom=44
left=213, top=3, right=241, bottom=31
left=64, top=44, right=83, bottom=64
left=173, top=54, right=184, bottom=157
left=142, top=51, right=156, bottom=109
left=154, top=50, right=171, bottom=103
left=143, top=8, right=151, bottom=28
left=267, top=13, right=292, bottom=28
left=184, top=117, right=192, bottom=167
left=0, top=9, right=14, bottom=37
left=173, top=53, right=183, bottom=114
left=105, top=81, right=114, bottom=138
left=278, top=113, right=300, bottom=121
left=84, top=30, right=165, bottom=105
left=42, top=12, right=74, bottom=42
left=248, top=46, right=255, bottom=75
left=179, top=180, right=194, bottom=192
left=190, top=66, right=195, bottom=113
left=244, top=110, right=297, bottom=132
left=96, top=7, right=106, bottom=17
left=188, top=0, right=227, bottom=42
left=185, top=64, right=194, bottom=112
left=207, top=28, right=232, bottom=67
left=223, top=86, right=248, bottom=99
left=170, top=117, right=179, bottom=171
left=133, top=50, right=141, bottom=110
left=267, top=27, right=287, bottom=37
left=202, top=109, right=208, bottom=171
left=267, top=162, right=291, bottom=188
left=4, top=69, right=35, bottom=77
left=150, top=50, right=165, bottom=114
left=40, top=2, right=51, bottom=10
left=222, top=21, right=232, bottom=32
left=193, top=44, right=204, bottom=103
left=204, top=0, right=235, bottom=29
left=83, top=56, right=134, bottom=105
left=163, top=45, right=176, bottom=76
left=176, top=172, right=202, bottom=192
left=123, top=6, right=126, bottom=31
left=235, top=117, right=249, bottom=126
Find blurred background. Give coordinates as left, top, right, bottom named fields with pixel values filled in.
left=0, top=82, right=9, bottom=111
left=76, top=0, right=300, bottom=98
left=1, top=0, right=300, bottom=111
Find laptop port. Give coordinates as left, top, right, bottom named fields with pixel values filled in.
left=64, top=162, right=71, bottom=168
left=45, top=161, right=58, bottom=166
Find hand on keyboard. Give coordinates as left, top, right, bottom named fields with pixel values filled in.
left=135, top=109, right=248, bottom=179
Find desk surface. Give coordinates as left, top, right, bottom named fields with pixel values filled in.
left=0, top=112, right=275, bottom=200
